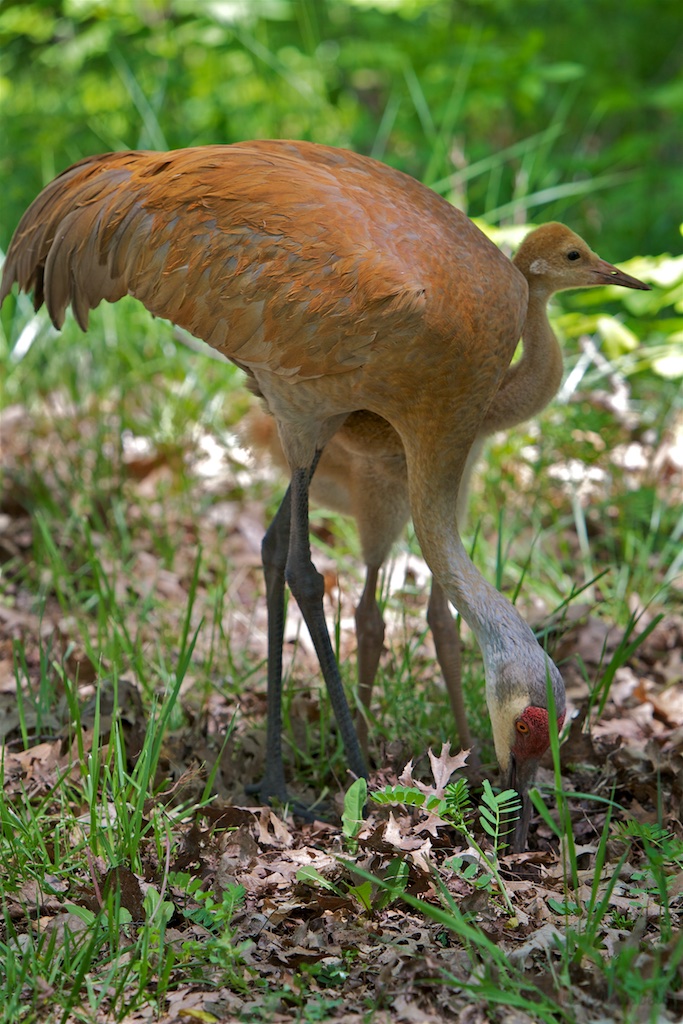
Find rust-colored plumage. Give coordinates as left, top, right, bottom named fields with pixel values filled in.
left=0, top=142, right=650, bottom=848
left=243, top=222, right=650, bottom=770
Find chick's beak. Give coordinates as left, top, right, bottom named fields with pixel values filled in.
left=504, top=755, right=540, bottom=853
left=592, top=258, right=651, bottom=291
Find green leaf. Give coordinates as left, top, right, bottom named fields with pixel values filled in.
left=62, top=904, right=97, bottom=925
left=548, top=898, right=581, bottom=915
left=370, top=785, right=428, bottom=808
left=342, top=777, right=367, bottom=839
left=529, top=788, right=562, bottom=838
left=347, top=881, right=373, bottom=912
left=597, top=315, right=639, bottom=358
left=373, top=857, right=410, bottom=912
left=296, top=866, right=343, bottom=896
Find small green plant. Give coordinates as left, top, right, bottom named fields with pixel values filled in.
left=371, top=775, right=521, bottom=915
left=177, top=874, right=247, bottom=933
left=612, top=819, right=683, bottom=862
left=296, top=858, right=409, bottom=916
left=296, top=785, right=408, bottom=916
left=171, top=874, right=252, bottom=986
left=341, top=776, right=367, bottom=851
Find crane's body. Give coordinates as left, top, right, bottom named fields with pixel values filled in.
left=1, top=141, right=649, bottom=849
left=244, top=219, right=649, bottom=772
left=10, top=143, right=524, bottom=454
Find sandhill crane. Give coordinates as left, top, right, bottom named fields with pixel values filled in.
left=243, top=223, right=650, bottom=761
left=0, top=143, right=649, bottom=848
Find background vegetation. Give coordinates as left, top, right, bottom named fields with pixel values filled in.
left=1, top=2, right=682, bottom=1022
left=1, top=0, right=682, bottom=256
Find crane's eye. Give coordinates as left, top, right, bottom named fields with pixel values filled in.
left=516, top=719, right=530, bottom=735
left=567, top=250, right=581, bottom=261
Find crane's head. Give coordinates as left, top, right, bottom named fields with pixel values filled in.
left=513, top=222, right=650, bottom=296
left=486, top=648, right=566, bottom=852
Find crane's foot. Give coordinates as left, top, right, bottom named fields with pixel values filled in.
left=244, top=777, right=331, bottom=823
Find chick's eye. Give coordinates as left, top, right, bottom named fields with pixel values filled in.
left=516, top=720, right=530, bottom=735
left=567, top=250, right=581, bottom=261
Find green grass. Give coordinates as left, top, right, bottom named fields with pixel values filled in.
left=1, top=197, right=682, bottom=1022
left=1, top=272, right=679, bottom=1015
left=2, top=11, right=682, bottom=1015
left=337, top=747, right=683, bottom=1023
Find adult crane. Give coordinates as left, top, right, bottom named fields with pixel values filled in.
left=243, top=222, right=650, bottom=760
left=0, top=142, right=649, bottom=849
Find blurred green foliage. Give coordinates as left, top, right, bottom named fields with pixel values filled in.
left=1, top=0, right=681, bottom=257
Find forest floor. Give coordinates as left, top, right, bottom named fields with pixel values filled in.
left=1, top=382, right=683, bottom=1023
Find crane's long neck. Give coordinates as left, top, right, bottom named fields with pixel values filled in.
left=439, top=530, right=538, bottom=660
left=481, top=286, right=562, bottom=434
left=455, top=287, right=562, bottom=527
left=404, top=439, right=540, bottom=667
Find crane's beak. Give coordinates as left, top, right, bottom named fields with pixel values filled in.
left=503, top=755, right=539, bottom=853
left=591, top=259, right=651, bottom=291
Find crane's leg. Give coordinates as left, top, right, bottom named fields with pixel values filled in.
left=246, top=486, right=293, bottom=805
left=426, top=579, right=472, bottom=751
left=286, top=464, right=369, bottom=785
left=354, top=563, right=384, bottom=757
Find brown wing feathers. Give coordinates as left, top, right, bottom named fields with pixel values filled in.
left=1, top=145, right=434, bottom=382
